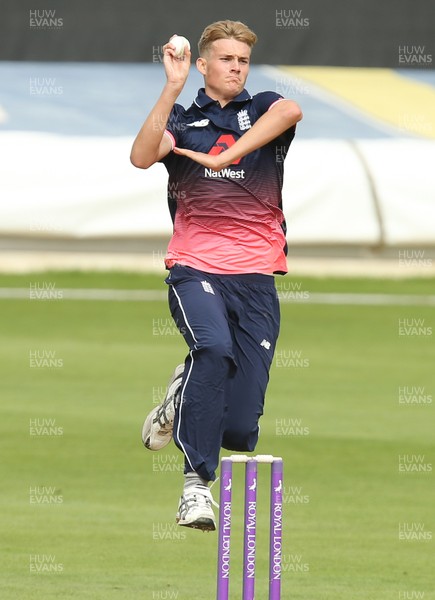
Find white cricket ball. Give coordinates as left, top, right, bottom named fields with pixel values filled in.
left=170, top=35, right=190, bottom=58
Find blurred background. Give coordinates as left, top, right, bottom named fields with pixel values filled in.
left=1, top=0, right=435, bottom=276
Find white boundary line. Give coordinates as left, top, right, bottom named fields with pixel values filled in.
left=279, top=292, right=435, bottom=306
left=0, top=288, right=166, bottom=301
left=1, top=287, right=435, bottom=306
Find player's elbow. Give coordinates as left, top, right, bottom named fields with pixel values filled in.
left=130, top=151, right=154, bottom=170
left=282, top=100, right=303, bottom=126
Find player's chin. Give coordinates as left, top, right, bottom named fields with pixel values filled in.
left=226, top=80, right=244, bottom=94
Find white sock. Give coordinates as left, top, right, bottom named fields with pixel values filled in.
left=184, top=472, right=208, bottom=489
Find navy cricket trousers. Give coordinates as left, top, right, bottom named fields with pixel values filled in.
left=165, top=264, right=280, bottom=481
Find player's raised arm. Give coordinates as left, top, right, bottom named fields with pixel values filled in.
left=130, top=36, right=191, bottom=169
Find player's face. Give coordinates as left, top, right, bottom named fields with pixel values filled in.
left=197, top=38, right=251, bottom=103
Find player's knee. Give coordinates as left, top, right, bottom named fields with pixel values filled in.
left=221, top=424, right=259, bottom=452
left=200, top=341, right=233, bottom=359
left=193, top=343, right=235, bottom=376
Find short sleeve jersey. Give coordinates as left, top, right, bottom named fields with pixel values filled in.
left=161, top=88, right=296, bottom=275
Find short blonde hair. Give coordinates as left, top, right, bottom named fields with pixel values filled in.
left=198, top=20, right=257, bottom=56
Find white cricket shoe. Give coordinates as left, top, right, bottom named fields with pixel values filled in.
left=176, top=483, right=216, bottom=531
left=141, top=364, right=184, bottom=451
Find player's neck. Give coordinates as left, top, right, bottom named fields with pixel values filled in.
left=204, top=86, right=237, bottom=108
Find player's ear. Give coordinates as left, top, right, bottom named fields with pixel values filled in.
left=196, top=57, right=207, bottom=75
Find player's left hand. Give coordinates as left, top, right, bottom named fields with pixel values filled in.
left=173, top=147, right=227, bottom=171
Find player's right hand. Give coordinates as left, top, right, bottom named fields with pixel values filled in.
left=162, top=35, right=191, bottom=87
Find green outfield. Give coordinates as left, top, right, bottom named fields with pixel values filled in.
left=1, top=271, right=434, bottom=600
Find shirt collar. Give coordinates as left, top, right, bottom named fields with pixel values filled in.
left=194, top=88, right=252, bottom=108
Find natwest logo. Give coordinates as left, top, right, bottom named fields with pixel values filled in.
left=206, top=134, right=245, bottom=178
left=204, top=167, right=245, bottom=179
left=208, top=134, right=241, bottom=165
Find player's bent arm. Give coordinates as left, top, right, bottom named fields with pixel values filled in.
left=173, top=99, right=302, bottom=170
left=130, top=40, right=191, bottom=169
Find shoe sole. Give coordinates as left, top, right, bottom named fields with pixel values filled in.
left=142, top=406, right=172, bottom=450
left=177, top=517, right=216, bottom=532
left=141, top=364, right=184, bottom=450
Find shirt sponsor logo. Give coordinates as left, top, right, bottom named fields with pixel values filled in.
left=206, top=134, right=245, bottom=178
left=208, top=134, right=241, bottom=165
left=204, top=167, right=245, bottom=179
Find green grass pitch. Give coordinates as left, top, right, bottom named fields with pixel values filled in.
left=1, top=271, right=434, bottom=599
